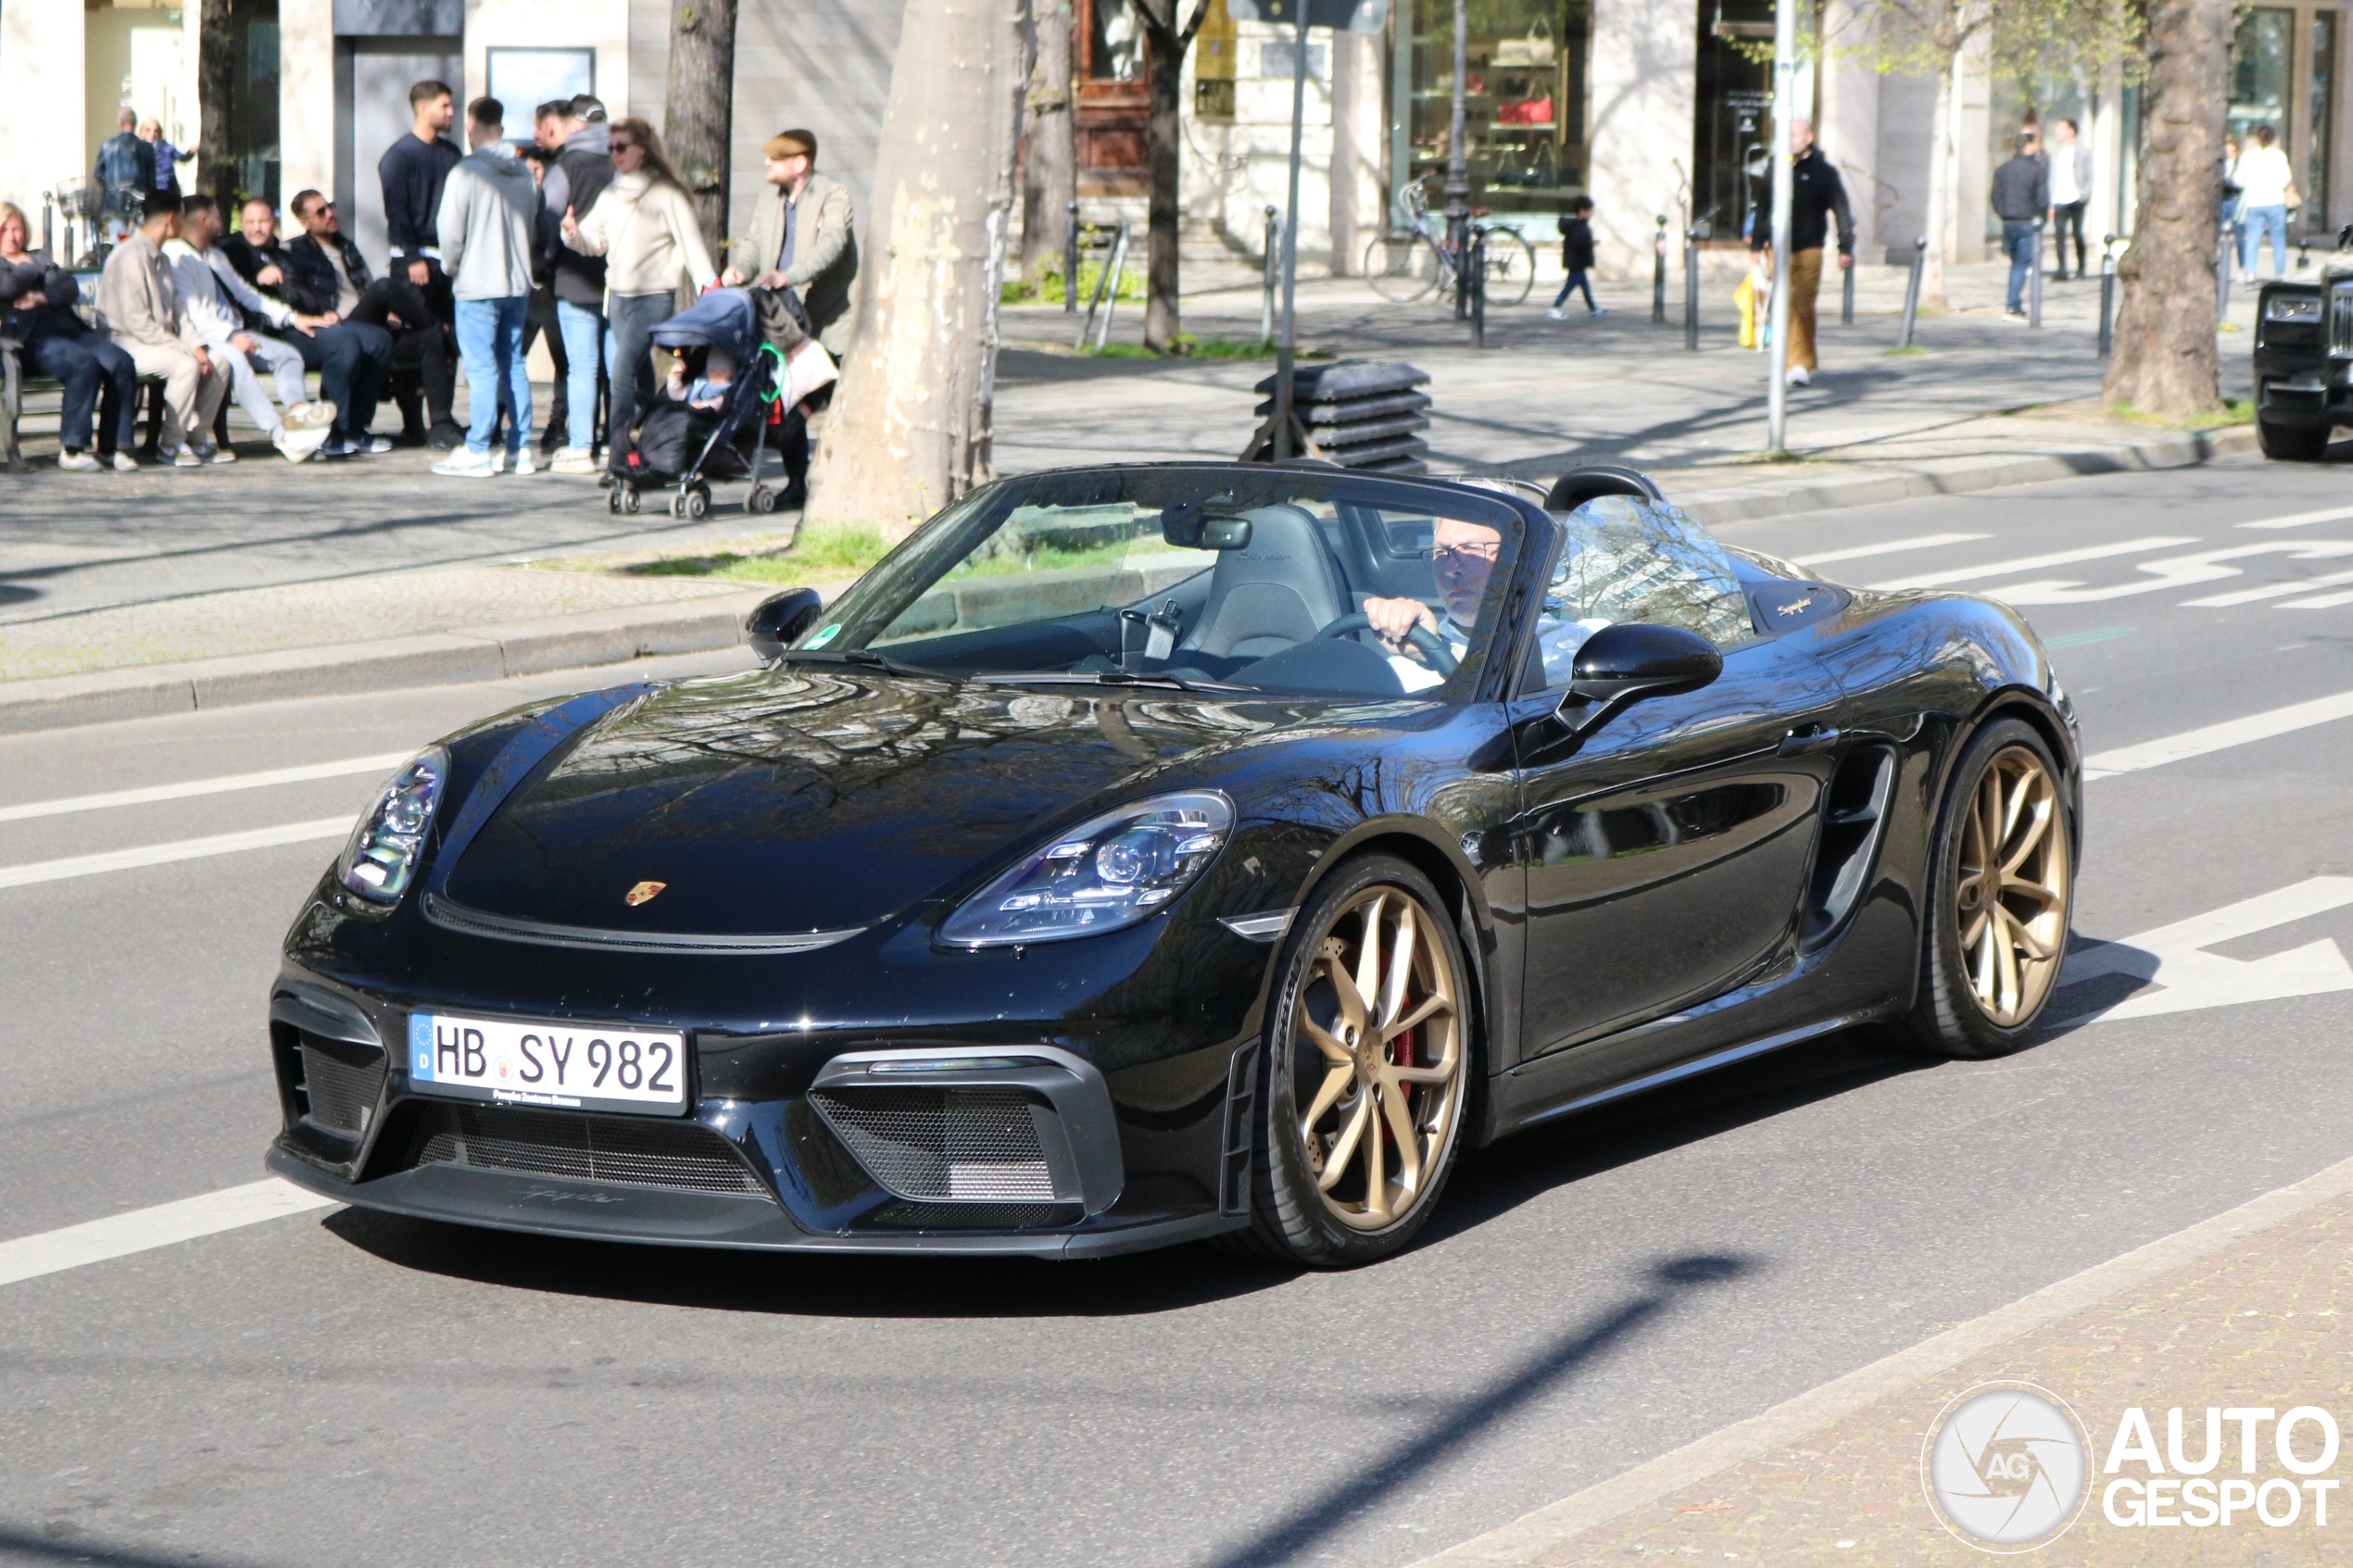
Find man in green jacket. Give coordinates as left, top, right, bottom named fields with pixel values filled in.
left=722, top=129, right=857, bottom=356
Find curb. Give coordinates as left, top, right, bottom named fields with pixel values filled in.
left=1669, top=423, right=2259, bottom=528
left=0, top=587, right=774, bottom=737
left=1407, top=1143, right=2353, bottom=1566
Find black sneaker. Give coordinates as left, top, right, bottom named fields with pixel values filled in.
left=427, top=420, right=465, bottom=452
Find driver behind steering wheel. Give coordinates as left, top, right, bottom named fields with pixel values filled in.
left=1363, top=515, right=1604, bottom=692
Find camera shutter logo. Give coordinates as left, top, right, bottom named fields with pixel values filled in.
left=1920, top=1382, right=2091, bottom=1551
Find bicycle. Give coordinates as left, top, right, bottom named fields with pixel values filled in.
left=1363, top=185, right=1539, bottom=307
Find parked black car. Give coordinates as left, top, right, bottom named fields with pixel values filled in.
left=2253, top=244, right=2350, bottom=459
left=266, top=462, right=2080, bottom=1266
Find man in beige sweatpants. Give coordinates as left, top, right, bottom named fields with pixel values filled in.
left=97, top=191, right=228, bottom=464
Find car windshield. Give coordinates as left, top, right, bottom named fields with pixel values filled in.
left=791, top=467, right=1531, bottom=700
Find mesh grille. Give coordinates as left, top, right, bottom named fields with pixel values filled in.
left=416, top=1104, right=766, bottom=1196
left=2333, top=286, right=2353, bottom=356
left=811, top=1087, right=1058, bottom=1201
left=300, top=1039, right=386, bottom=1135
left=866, top=1200, right=1079, bottom=1230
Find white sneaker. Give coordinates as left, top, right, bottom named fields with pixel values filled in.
left=1590, top=306, right=1609, bottom=318
left=550, top=446, right=600, bottom=475
left=57, top=450, right=102, bottom=472
left=506, top=449, right=536, bottom=477
left=167, top=445, right=203, bottom=469
left=273, top=426, right=329, bottom=464
left=1547, top=307, right=1567, bottom=320
left=1787, top=366, right=1811, bottom=386
left=287, top=400, right=338, bottom=432
left=108, top=451, right=139, bottom=473
left=432, top=448, right=500, bottom=479
left=197, top=443, right=238, bottom=464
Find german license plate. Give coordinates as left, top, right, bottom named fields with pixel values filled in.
left=406, top=1012, right=688, bottom=1116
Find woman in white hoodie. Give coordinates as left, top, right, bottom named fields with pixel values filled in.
left=560, top=119, right=719, bottom=461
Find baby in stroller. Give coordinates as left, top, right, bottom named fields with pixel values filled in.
left=667, top=347, right=736, bottom=410
left=609, top=289, right=786, bottom=520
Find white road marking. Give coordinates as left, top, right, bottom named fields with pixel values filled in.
left=0, top=816, right=355, bottom=891
left=2080, top=688, right=2353, bottom=779
left=1869, top=536, right=2199, bottom=591
left=1791, top=533, right=1991, bottom=567
left=0, top=1179, right=337, bottom=1290
left=0, top=752, right=409, bottom=825
left=1994, top=541, right=2353, bottom=606
left=2281, top=584, right=2353, bottom=609
left=2238, top=505, right=2353, bottom=530
left=2061, top=877, right=2353, bottom=1022
left=2183, top=566, right=2353, bottom=607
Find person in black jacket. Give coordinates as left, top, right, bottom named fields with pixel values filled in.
left=537, top=93, right=613, bottom=470
left=279, top=189, right=460, bottom=447
left=1990, top=131, right=2049, bottom=318
left=221, top=196, right=397, bottom=455
left=1745, top=117, right=1855, bottom=384
left=379, top=80, right=462, bottom=330
left=1550, top=195, right=1604, bottom=320
left=0, top=201, right=138, bottom=470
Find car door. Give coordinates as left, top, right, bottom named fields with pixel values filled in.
left=1504, top=499, right=1850, bottom=1060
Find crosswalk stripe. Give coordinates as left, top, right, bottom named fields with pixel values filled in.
left=0, top=817, right=355, bottom=891
left=0, top=1180, right=337, bottom=1289
left=2184, top=567, right=2353, bottom=608
left=2082, top=689, right=2353, bottom=780
left=1869, top=536, right=2200, bottom=591
left=0, top=752, right=409, bottom=825
left=1790, top=533, right=1991, bottom=567
left=2238, top=505, right=2353, bottom=530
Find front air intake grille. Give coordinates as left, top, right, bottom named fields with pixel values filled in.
left=416, top=1104, right=767, bottom=1196
left=810, top=1087, right=1058, bottom=1201
left=2332, top=286, right=2353, bottom=356
left=299, top=1036, right=386, bottom=1135
left=865, top=1200, right=1081, bottom=1231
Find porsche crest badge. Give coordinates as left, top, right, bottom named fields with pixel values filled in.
left=624, top=881, right=667, bottom=907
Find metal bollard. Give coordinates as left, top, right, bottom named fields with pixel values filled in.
left=1842, top=252, right=1855, bottom=326
left=2097, top=235, right=2117, bottom=358
left=1897, top=237, right=1926, bottom=349
left=1261, top=206, right=1280, bottom=344
left=1064, top=201, right=1081, bottom=315
left=2030, top=219, right=2045, bottom=328
left=1684, top=231, right=1701, bottom=351
left=1469, top=229, right=1487, bottom=348
left=1097, top=222, right=1131, bottom=351
left=2217, top=224, right=2234, bottom=320
left=1653, top=215, right=1668, bottom=324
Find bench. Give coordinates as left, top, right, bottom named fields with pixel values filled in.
left=5, top=332, right=233, bottom=470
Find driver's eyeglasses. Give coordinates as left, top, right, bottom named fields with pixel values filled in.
left=1432, top=543, right=1502, bottom=565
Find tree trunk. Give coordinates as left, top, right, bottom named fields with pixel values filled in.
left=802, top=0, right=1030, bottom=536
left=2104, top=0, right=2229, bottom=419
left=1021, top=0, right=1076, bottom=282
left=1141, top=12, right=1185, bottom=349
left=196, top=0, right=236, bottom=205
left=665, top=0, right=740, bottom=260
left=1919, top=50, right=1956, bottom=312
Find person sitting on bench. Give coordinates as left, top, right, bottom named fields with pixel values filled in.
left=96, top=190, right=229, bottom=468
left=1, top=200, right=138, bottom=471
left=220, top=197, right=398, bottom=458
left=166, top=194, right=339, bottom=462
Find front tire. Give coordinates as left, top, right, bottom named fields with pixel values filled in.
left=1899, top=719, right=2075, bottom=1058
left=1238, top=855, right=1473, bottom=1266
left=1364, top=232, right=1441, bottom=303
left=2258, top=416, right=2331, bottom=461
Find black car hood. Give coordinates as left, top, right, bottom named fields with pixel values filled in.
left=436, top=669, right=1283, bottom=937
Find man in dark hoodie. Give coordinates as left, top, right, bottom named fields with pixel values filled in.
left=220, top=196, right=396, bottom=457
left=378, top=81, right=462, bottom=318
left=535, top=93, right=613, bottom=472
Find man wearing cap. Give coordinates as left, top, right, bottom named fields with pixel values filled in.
left=723, top=130, right=857, bottom=355
left=722, top=130, right=856, bottom=507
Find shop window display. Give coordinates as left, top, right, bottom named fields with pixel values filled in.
left=1406, top=0, right=1591, bottom=211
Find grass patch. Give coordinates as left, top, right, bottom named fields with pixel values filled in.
left=1075, top=335, right=1332, bottom=360
left=1883, top=345, right=1927, bottom=358
left=630, top=522, right=894, bottom=584
left=1004, top=253, right=1146, bottom=306
left=2108, top=398, right=2256, bottom=431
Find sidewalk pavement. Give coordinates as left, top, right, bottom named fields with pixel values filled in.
left=1417, top=1153, right=2353, bottom=1565
left=0, top=260, right=2274, bottom=733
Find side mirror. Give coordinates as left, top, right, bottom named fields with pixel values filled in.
left=1164, top=509, right=1254, bottom=550
left=1555, top=622, right=1723, bottom=736
left=747, top=586, right=824, bottom=666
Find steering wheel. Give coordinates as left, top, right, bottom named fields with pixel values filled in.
left=1315, top=612, right=1459, bottom=677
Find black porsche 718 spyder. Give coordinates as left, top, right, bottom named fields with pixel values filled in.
left=267, top=462, right=2080, bottom=1266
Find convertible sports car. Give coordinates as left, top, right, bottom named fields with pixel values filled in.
left=267, top=460, right=2080, bottom=1265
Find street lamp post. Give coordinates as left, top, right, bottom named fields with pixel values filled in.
left=1764, top=0, right=1795, bottom=454
left=1447, top=0, right=1468, bottom=320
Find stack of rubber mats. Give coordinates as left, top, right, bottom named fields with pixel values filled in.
left=1240, top=360, right=1431, bottom=473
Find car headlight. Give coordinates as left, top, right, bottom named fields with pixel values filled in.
left=2265, top=294, right=2323, bottom=322
left=336, top=747, right=449, bottom=903
left=939, top=790, right=1233, bottom=947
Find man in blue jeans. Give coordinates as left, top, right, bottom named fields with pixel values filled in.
left=432, top=95, right=538, bottom=478
left=1990, top=131, right=2048, bottom=320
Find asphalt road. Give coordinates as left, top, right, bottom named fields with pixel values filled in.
left=4, top=455, right=2351, bottom=1567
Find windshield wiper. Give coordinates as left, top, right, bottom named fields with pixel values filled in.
left=975, top=670, right=1252, bottom=695
left=778, top=648, right=954, bottom=681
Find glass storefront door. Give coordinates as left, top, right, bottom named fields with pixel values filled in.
left=2312, top=11, right=2337, bottom=232
left=1691, top=0, right=1772, bottom=242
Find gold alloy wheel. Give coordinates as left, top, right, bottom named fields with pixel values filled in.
left=1955, top=745, right=2070, bottom=1026
left=1293, top=888, right=1465, bottom=1231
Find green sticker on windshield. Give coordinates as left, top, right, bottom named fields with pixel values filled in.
left=806, top=623, right=842, bottom=648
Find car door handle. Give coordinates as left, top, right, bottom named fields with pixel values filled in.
left=1778, top=724, right=1840, bottom=757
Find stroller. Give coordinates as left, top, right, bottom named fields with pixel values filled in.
left=608, top=288, right=787, bottom=521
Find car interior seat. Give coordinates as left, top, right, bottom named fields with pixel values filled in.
left=1172, top=504, right=1353, bottom=663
